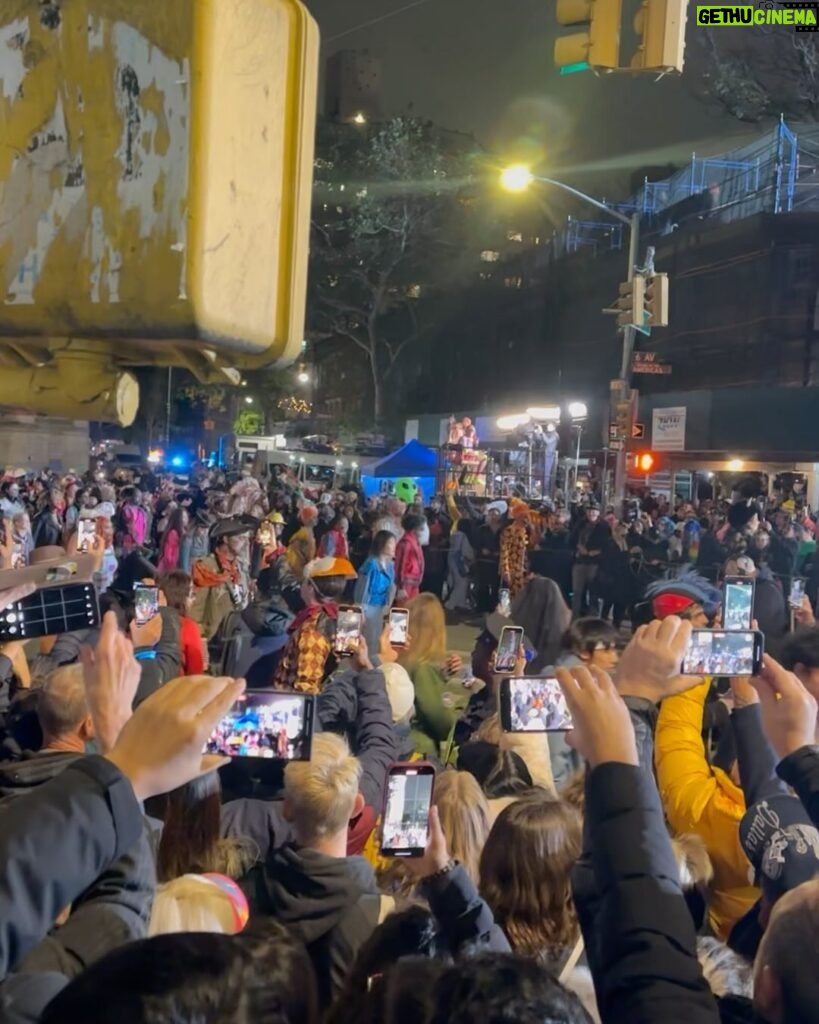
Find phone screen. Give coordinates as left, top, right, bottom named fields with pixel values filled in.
left=495, top=626, right=523, bottom=673
left=498, top=588, right=511, bottom=615
left=10, top=543, right=27, bottom=570
left=204, top=691, right=314, bottom=761
left=790, top=578, right=806, bottom=608
left=723, top=576, right=754, bottom=630
left=388, top=608, right=409, bottom=647
left=334, top=607, right=363, bottom=656
left=0, top=582, right=100, bottom=641
left=257, top=524, right=274, bottom=547
left=77, top=518, right=97, bottom=553
left=133, top=584, right=159, bottom=626
left=500, top=676, right=573, bottom=732
left=380, top=763, right=435, bottom=858
left=682, top=629, right=763, bottom=677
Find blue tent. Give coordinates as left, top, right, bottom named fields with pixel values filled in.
left=361, top=440, right=437, bottom=501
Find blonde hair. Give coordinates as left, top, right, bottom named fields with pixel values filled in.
left=284, top=733, right=361, bottom=844
left=480, top=793, right=582, bottom=960
left=433, top=771, right=491, bottom=885
left=399, top=593, right=446, bottom=671
left=149, top=875, right=240, bottom=936
left=671, top=832, right=714, bottom=889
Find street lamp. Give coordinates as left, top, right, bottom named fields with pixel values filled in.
left=244, top=396, right=253, bottom=405
left=352, top=112, right=367, bottom=125
left=296, top=363, right=310, bottom=385
left=568, top=402, right=588, bottom=495
left=500, top=164, right=535, bottom=193
left=500, top=165, right=640, bottom=508
left=568, top=401, right=588, bottom=420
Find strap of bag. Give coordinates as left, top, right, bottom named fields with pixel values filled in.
left=558, top=934, right=585, bottom=984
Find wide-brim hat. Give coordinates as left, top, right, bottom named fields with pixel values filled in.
left=209, top=515, right=258, bottom=543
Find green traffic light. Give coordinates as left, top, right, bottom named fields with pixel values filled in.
left=559, top=61, right=591, bottom=75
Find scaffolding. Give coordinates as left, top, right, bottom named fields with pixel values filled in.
left=562, top=116, right=818, bottom=253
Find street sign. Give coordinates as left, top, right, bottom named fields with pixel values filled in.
left=633, top=352, right=671, bottom=375
left=608, top=424, right=622, bottom=441
left=631, top=422, right=645, bottom=440
left=609, top=439, right=625, bottom=452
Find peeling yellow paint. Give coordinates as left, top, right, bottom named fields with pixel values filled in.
left=0, top=0, right=318, bottom=396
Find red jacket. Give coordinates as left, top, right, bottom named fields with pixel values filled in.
left=395, top=531, right=425, bottom=600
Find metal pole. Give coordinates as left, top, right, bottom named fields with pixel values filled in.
left=164, top=367, right=172, bottom=450
left=575, top=424, right=582, bottom=492
left=613, top=211, right=641, bottom=510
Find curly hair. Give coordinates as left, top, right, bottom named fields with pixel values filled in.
left=479, top=792, right=582, bottom=960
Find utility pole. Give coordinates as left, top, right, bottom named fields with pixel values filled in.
left=613, top=212, right=640, bottom=510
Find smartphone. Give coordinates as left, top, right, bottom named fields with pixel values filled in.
left=77, top=518, right=97, bottom=553
left=495, top=625, right=524, bottom=673
left=334, top=606, right=363, bottom=657
left=723, top=576, right=755, bottom=630
left=789, top=578, right=806, bottom=609
left=257, top=523, right=274, bottom=547
left=500, top=676, right=573, bottom=732
left=10, top=543, right=27, bottom=570
left=498, top=588, right=512, bottom=616
left=681, top=629, right=764, bottom=677
left=380, top=762, right=436, bottom=858
left=133, top=583, right=159, bottom=626
left=204, top=690, right=314, bottom=761
left=0, top=582, right=100, bottom=641
left=388, top=607, right=409, bottom=648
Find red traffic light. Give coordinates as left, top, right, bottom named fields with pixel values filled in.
left=636, top=452, right=655, bottom=473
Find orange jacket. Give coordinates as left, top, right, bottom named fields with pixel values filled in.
left=655, top=680, right=759, bottom=940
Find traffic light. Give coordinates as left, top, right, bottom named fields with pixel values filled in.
left=630, top=0, right=689, bottom=73
left=635, top=452, right=655, bottom=473
left=554, top=0, right=623, bottom=73
left=644, top=272, right=669, bottom=327
left=615, top=275, right=646, bottom=329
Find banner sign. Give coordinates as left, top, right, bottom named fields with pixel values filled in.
left=652, top=406, right=686, bottom=451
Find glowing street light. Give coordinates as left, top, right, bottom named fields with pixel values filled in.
left=244, top=396, right=253, bottom=405
left=728, top=459, right=744, bottom=472
left=568, top=401, right=588, bottom=420
left=352, top=112, right=367, bottom=125
left=500, top=164, right=534, bottom=193
left=296, top=363, right=310, bottom=385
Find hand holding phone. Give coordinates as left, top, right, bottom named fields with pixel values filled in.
left=681, top=629, right=763, bottom=677
left=380, top=762, right=435, bottom=857
left=334, top=606, right=363, bottom=657
left=495, top=625, right=524, bottom=673
left=388, top=608, right=409, bottom=648
left=789, top=578, right=806, bottom=609
left=77, top=518, right=97, bottom=554
left=723, top=576, right=755, bottom=630
left=500, top=676, right=573, bottom=732
left=133, top=583, right=159, bottom=626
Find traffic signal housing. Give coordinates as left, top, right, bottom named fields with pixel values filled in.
left=635, top=451, right=655, bottom=473
left=645, top=272, right=670, bottom=327
left=615, top=400, right=632, bottom=436
left=554, top=0, right=623, bottom=73
left=630, top=0, right=689, bottom=73
left=616, top=276, right=646, bottom=329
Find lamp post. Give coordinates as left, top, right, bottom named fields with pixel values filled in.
left=500, top=166, right=640, bottom=509
left=568, top=401, right=588, bottom=494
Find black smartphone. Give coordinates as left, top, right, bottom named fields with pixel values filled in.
left=77, top=518, right=97, bottom=553
left=334, top=606, right=363, bottom=656
left=204, top=690, right=314, bottom=761
left=0, top=582, right=100, bottom=641
left=723, top=576, right=755, bottom=630
left=388, top=607, right=409, bottom=648
left=380, top=762, right=436, bottom=858
left=133, top=583, right=159, bottom=626
left=495, top=625, right=524, bottom=673
left=789, top=578, right=806, bottom=609
left=681, top=629, right=764, bottom=677
left=500, top=676, right=573, bottom=732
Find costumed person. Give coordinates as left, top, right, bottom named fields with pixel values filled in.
left=374, top=497, right=405, bottom=540
left=461, top=417, right=479, bottom=450
left=474, top=500, right=506, bottom=612
left=640, top=568, right=722, bottom=630
left=355, top=530, right=397, bottom=655
left=447, top=416, right=465, bottom=446
left=317, top=512, right=349, bottom=560
left=395, top=513, right=426, bottom=603
left=190, top=517, right=256, bottom=640
left=446, top=520, right=475, bottom=612
left=500, top=498, right=531, bottom=599
left=286, top=503, right=318, bottom=580
left=273, top=556, right=358, bottom=694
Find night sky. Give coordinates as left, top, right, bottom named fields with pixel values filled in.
left=303, top=0, right=759, bottom=194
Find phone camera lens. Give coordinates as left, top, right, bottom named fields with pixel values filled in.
left=6, top=613, right=16, bottom=623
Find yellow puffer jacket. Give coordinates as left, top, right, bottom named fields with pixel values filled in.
left=655, top=680, right=759, bottom=940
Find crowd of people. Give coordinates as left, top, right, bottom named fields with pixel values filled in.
left=2, top=459, right=819, bottom=1022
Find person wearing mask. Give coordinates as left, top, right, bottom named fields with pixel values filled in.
left=191, top=519, right=255, bottom=640
left=273, top=556, right=357, bottom=694
left=354, top=531, right=397, bottom=655
left=395, top=513, right=426, bottom=603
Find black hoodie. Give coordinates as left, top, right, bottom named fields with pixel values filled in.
left=246, top=844, right=386, bottom=1009
left=0, top=750, right=84, bottom=801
